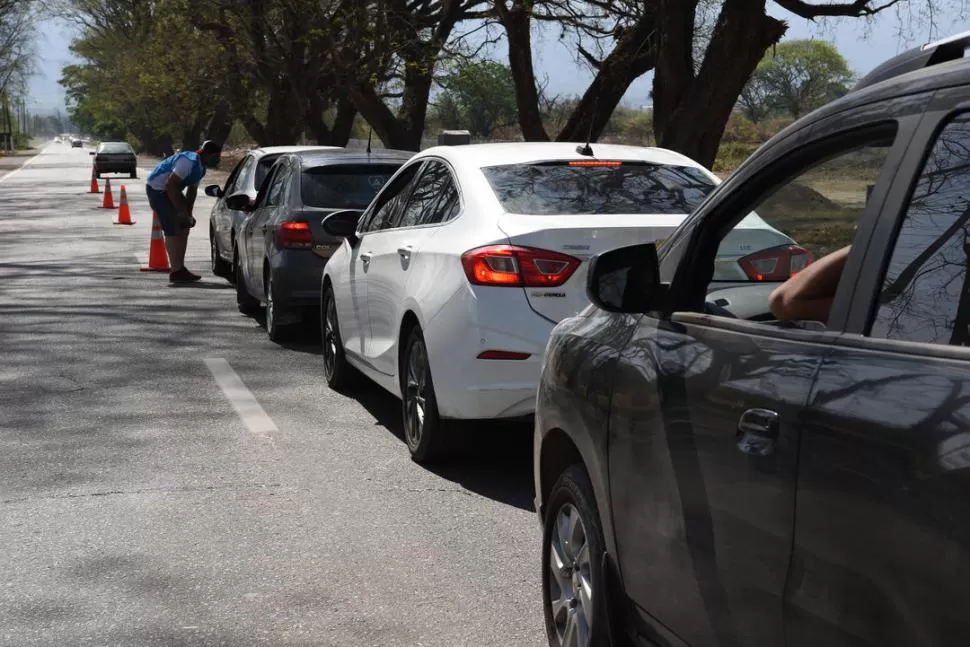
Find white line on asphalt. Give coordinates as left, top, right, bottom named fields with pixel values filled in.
left=0, top=143, right=51, bottom=183
left=204, top=358, right=279, bottom=438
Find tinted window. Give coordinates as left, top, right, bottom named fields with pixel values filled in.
left=481, top=161, right=715, bottom=215
left=359, top=163, right=423, bottom=233
left=871, top=113, right=970, bottom=345
left=99, top=142, right=133, bottom=154
left=265, top=165, right=288, bottom=207
left=398, top=161, right=460, bottom=227
left=301, top=164, right=400, bottom=209
left=255, top=154, right=283, bottom=190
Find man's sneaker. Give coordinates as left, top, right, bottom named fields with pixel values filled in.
left=169, top=268, right=202, bottom=283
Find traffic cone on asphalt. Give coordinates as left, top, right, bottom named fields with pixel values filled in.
left=102, top=177, right=115, bottom=209
left=114, top=185, right=135, bottom=225
left=140, top=212, right=170, bottom=272
left=89, top=166, right=100, bottom=194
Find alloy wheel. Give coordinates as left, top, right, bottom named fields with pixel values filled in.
left=323, top=294, right=338, bottom=378
left=548, top=503, right=593, bottom=647
left=403, top=339, right=428, bottom=450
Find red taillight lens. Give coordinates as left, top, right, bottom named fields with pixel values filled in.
left=738, top=244, right=814, bottom=281
left=460, top=245, right=581, bottom=287
left=277, top=221, right=313, bottom=249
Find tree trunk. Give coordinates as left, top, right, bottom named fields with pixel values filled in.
left=306, top=91, right=333, bottom=144
left=205, top=100, right=233, bottom=144
left=653, top=0, right=786, bottom=168
left=330, top=99, right=358, bottom=147
left=182, top=114, right=205, bottom=150
left=495, top=0, right=549, bottom=141
left=556, top=12, right=659, bottom=143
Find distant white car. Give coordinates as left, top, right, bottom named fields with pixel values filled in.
left=318, top=142, right=800, bottom=462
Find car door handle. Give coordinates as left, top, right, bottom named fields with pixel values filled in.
left=397, top=245, right=413, bottom=257
left=360, top=252, right=372, bottom=263
left=736, top=408, right=779, bottom=457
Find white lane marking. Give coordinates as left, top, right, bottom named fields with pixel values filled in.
left=204, top=358, right=279, bottom=438
left=0, top=143, right=52, bottom=183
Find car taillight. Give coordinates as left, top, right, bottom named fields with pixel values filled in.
left=277, top=221, right=313, bottom=249
left=738, top=244, right=814, bottom=281
left=460, top=245, right=581, bottom=287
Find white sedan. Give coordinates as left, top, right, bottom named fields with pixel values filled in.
left=318, top=142, right=800, bottom=462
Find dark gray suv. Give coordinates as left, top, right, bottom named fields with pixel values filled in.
left=534, top=31, right=970, bottom=647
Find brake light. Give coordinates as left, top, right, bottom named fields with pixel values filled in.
left=568, top=160, right=622, bottom=167
left=738, top=245, right=814, bottom=281
left=277, top=221, right=313, bottom=249
left=461, top=245, right=581, bottom=287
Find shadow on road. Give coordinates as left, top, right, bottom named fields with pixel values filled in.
left=351, top=379, right=536, bottom=512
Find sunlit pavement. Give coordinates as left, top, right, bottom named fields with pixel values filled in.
left=0, top=143, right=542, bottom=646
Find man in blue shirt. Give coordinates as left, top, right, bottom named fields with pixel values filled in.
left=146, top=140, right=222, bottom=283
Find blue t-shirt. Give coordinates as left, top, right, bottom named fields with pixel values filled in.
left=147, top=151, right=207, bottom=191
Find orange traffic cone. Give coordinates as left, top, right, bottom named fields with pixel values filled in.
left=102, top=177, right=115, bottom=209
left=114, top=185, right=135, bottom=225
left=140, top=212, right=170, bottom=272
left=89, top=166, right=100, bottom=194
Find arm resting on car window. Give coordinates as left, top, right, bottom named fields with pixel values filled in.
left=769, top=245, right=851, bottom=323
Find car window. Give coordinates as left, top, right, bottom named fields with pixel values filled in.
left=224, top=156, right=249, bottom=195
left=99, top=143, right=133, bottom=154
left=255, top=154, right=283, bottom=190
left=870, top=112, right=970, bottom=346
left=264, top=163, right=288, bottom=208
left=301, top=164, right=401, bottom=209
left=711, top=138, right=895, bottom=286
left=398, top=161, right=460, bottom=228
left=359, top=162, right=423, bottom=234
left=254, top=165, right=281, bottom=209
left=480, top=161, right=715, bottom=215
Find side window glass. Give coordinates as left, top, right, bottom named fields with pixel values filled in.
left=361, top=163, right=423, bottom=233
left=871, top=113, right=970, bottom=345
left=253, top=166, right=278, bottom=209
left=223, top=157, right=246, bottom=194
left=704, top=129, right=897, bottom=323
left=399, top=161, right=450, bottom=228
left=265, top=165, right=287, bottom=207
left=419, top=164, right=461, bottom=226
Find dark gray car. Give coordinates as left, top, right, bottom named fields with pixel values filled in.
left=205, top=145, right=342, bottom=279
left=534, top=31, right=970, bottom=647
left=229, top=149, right=414, bottom=341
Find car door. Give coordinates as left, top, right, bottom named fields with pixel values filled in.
left=607, top=103, right=920, bottom=647
left=365, top=159, right=459, bottom=376
left=787, top=100, right=970, bottom=647
left=247, top=160, right=291, bottom=298
left=345, top=161, right=424, bottom=365
left=214, top=155, right=250, bottom=256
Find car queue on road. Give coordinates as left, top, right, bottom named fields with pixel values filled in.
left=61, top=29, right=970, bottom=647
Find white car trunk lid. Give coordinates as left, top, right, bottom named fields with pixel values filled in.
left=496, top=212, right=688, bottom=323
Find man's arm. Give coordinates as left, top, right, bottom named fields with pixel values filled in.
left=185, top=183, right=199, bottom=212
left=768, top=245, right=851, bottom=323
left=164, top=156, right=198, bottom=218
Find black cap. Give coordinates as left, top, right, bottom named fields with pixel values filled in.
left=199, top=140, right=222, bottom=155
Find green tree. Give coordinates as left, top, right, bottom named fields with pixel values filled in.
left=740, top=39, right=854, bottom=122
left=435, top=60, right=517, bottom=138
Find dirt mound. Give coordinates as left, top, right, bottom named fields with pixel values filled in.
left=758, top=182, right=842, bottom=219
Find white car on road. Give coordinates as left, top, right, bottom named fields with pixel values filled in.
left=318, top=142, right=800, bottom=462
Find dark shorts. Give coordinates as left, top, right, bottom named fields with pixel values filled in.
left=146, top=186, right=182, bottom=236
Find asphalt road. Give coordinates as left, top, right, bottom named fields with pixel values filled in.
left=0, top=143, right=543, bottom=646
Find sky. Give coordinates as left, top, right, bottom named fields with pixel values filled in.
left=26, top=2, right=970, bottom=116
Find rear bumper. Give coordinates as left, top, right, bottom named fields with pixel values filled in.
left=424, top=285, right=554, bottom=420
left=270, top=250, right=329, bottom=307
left=95, top=161, right=136, bottom=173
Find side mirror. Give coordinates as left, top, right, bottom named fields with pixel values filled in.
left=225, top=192, right=253, bottom=212
left=89, top=151, right=95, bottom=155
left=586, top=243, right=666, bottom=314
left=204, top=184, right=224, bottom=198
left=322, top=209, right=363, bottom=240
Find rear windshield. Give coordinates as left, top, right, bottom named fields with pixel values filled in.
left=481, top=161, right=716, bottom=215
left=100, top=143, right=133, bottom=154
left=301, top=164, right=402, bottom=209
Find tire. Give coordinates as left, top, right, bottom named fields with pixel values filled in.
left=130, top=171, right=137, bottom=179
left=321, top=283, right=356, bottom=391
left=265, top=270, right=294, bottom=342
left=542, top=464, right=608, bottom=647
left=210, top=228, right=232, bottom=278
left=400, top=326, right=452, bottom=463
left=235, top=248, right=261, bottom=315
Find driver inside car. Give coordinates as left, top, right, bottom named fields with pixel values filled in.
left=768, top=245, right=851, bottom=324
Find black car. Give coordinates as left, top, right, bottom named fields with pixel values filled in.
left=227, top=148, right=414, bottom=341
left=205, top=145, right=343, bottom=280
left=90, top=141, right=137, bottom=177
left=534, top=31, right=970, bottom=647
